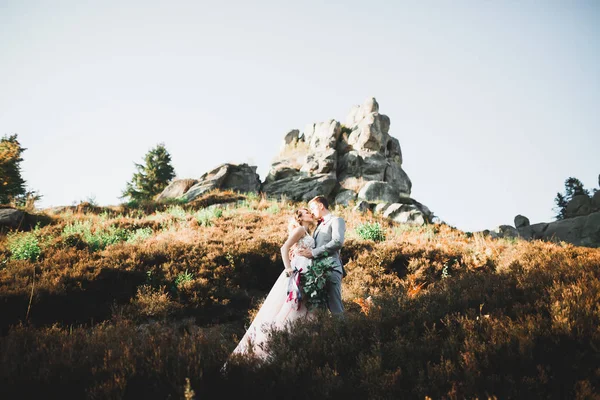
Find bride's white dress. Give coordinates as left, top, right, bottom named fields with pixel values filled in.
left=230, top=233, right=315, bottom=359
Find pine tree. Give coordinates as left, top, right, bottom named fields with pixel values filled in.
left=554, top=177, right=590, bottom=220
left=0, top=134, right=27, bottom=204
left=122, top=143, right=176, bottom=202
left=554, top=192, right=568, bottom=220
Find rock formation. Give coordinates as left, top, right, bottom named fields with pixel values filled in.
left=262, top=97, right=432, bottom=224
left=157, top=164, right=260, bottom=202
left=515, top=212, right=600, bottom=248
left=157, top=97, right=434, bottom=225
left=486, top=179, right=600, bottom=248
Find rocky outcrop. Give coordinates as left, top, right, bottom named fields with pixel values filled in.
left=485, top=179, right=600, bottom=247
left=485, top=211, right=600, bottom=248
left=156, top=179, right=198, bottom=202
left=157, top=164, right=261, bottom=203
left=338, top=98, right=411, bottom=196
left=262, top=120, right=341, bottom=201
left=262, top=97, right=432, bottom=224
left=156, top=98, right=433, bottom=225
left=517, top=212, right=600, bottom=248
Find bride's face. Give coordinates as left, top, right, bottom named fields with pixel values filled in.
left=299, top=209, right=315, bottom=223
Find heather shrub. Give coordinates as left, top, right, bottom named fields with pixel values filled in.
left=0, top=190, right=599, bottom=399
left=129, top=285, right=181, bottom=318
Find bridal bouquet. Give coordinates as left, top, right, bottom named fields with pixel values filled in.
left=301, top=256, right=336, bottom=310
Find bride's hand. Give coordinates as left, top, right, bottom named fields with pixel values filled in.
left=296, top=247, right=313, bottom=258
left=284, top=267, right=293, bottom=277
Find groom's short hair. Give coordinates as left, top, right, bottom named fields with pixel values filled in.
left=309, top=196, right=329, bottom=210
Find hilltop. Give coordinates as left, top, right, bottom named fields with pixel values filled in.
left=0, top=191, right=599, bottom=399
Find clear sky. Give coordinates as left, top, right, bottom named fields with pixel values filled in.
left=1, top=0, right=598, bottom=232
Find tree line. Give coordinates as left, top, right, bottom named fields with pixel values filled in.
left=1, top=134, right=175, bottom=208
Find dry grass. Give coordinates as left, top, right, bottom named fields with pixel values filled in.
left=0, top=190, right=599, bottom=399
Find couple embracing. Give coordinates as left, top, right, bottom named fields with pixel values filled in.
left=231, top=196, right=346, bottom=359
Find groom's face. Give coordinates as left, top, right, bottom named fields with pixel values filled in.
left=309, top=202, right=323, bottom=219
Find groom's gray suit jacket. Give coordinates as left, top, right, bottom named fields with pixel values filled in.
left=311, top=214, right=346, bottom=275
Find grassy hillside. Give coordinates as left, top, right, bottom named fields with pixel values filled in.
left=1, top=191, right=599, bottom=399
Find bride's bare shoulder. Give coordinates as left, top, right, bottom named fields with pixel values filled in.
left=288, top=226, right=306, bottom=239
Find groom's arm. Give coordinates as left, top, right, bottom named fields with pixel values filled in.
left=312, top=218, right=345, bottom=258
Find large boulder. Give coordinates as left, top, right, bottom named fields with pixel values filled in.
left=374, top=202, right=391, bottom=215
left=261, top=173, right=338, bottom=202
left=514, top=215, right=530, bottom=228
left=357, top=181, right=401, bottom=204
left=580, top=212, right=600, bottom=247
left=353, top=200, right=370, bottom=213
left=491, top=225, right=519, bottom=238
left=156, top=179, right=198, bottom=202
left=334, top=190, right=357, bottom=206
left=565, top=195, right=593, bottom=218
left=540, top=212, right=600, bottom=247
left=0, top=208, right=25, bottom=229
left=592, top=191, right=600, bottom=209
left=156, top=164, right=261, bottom=203
left=383, top=203, right=426, bottom=226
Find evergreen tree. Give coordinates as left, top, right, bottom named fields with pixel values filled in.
left=554, top=177, right=590, bottom=220
left=0, top=134, right=27, bottom=204
left=122, top=143, right=176, bottom=202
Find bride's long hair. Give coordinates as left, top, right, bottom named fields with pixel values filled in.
left=287, top=207, right=311, bottom=235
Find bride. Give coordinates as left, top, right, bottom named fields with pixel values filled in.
left=230, top=207, right=318, bottom=360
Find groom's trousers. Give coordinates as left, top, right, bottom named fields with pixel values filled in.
left=327, top=271, right=344, bottom=315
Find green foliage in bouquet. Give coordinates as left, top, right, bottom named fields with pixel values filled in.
left=301, top=256, right=336, bottom=310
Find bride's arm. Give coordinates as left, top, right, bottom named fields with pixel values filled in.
left=280, top=226, right=305, bottom=275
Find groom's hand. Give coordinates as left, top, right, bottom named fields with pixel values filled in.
left=297, top=248, right=313, bottom=258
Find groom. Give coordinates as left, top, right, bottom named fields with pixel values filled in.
left=297, top=195, right=346, bottom=315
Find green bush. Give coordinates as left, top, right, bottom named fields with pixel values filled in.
left=174, top=269, right=194, bottom=288
left=62, top=221, right=131, bottom=251
left=7, top=232, right=41, bottom=261
left=194, top=207, right=223, bottom=227
left=266, top=204, right=280, bottom=214
left=355, top=222, right=386, bottom=242
left=126, top=227, right=154, bottom=243
left=165, top=205, right=188, bottom=221
left=85, top=226, right=129, bottom=251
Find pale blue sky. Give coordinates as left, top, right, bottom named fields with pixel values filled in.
left=1, top=0, right=598, bottom=232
